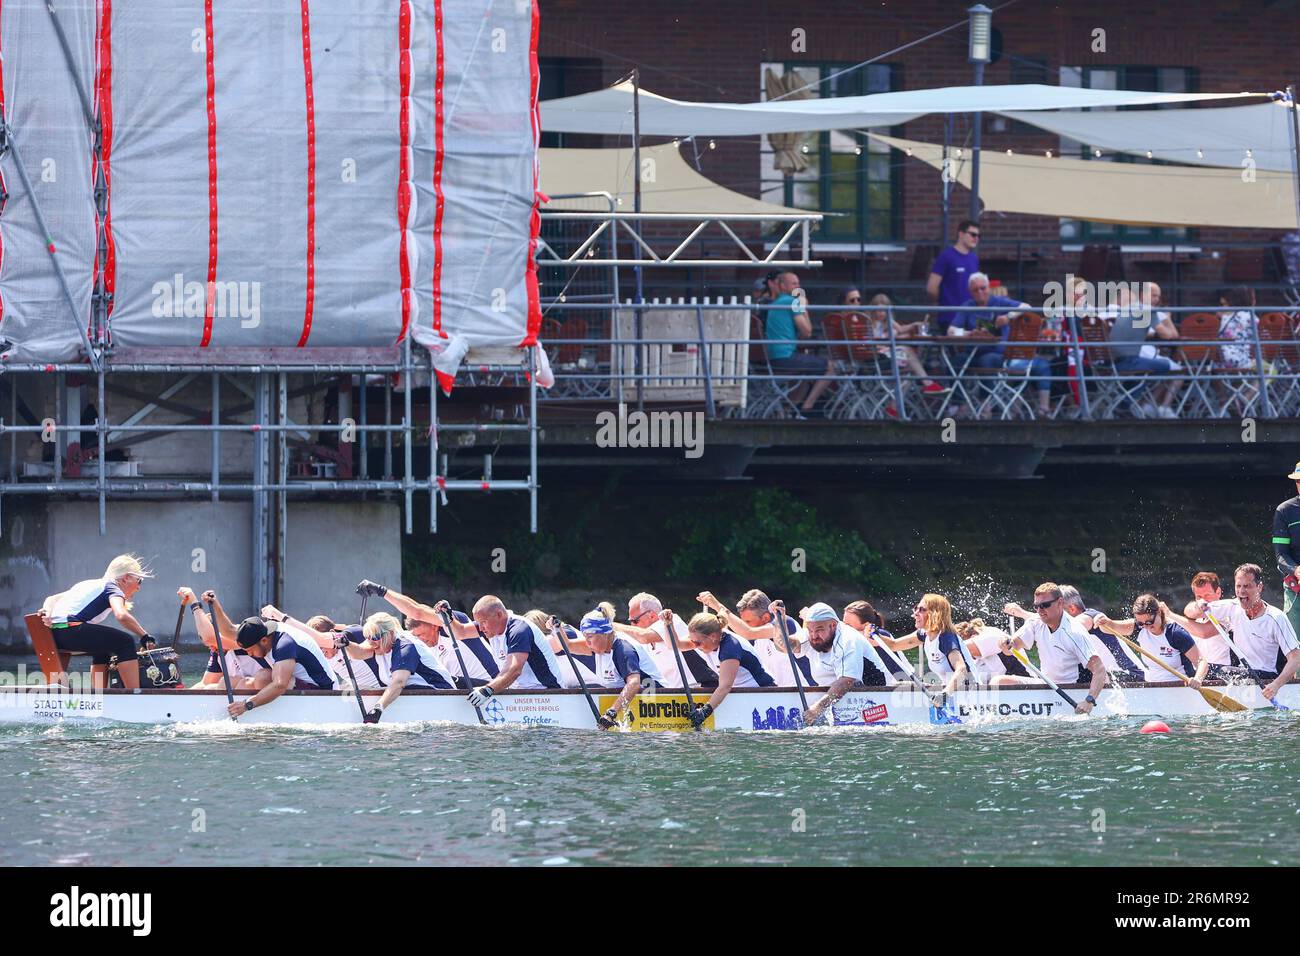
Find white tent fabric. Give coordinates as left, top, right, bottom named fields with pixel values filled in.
left=0, top=0, right=541, bottom=370
left=0, top=0, right=97, bottom=363
left=871, top=134, right=1298, bottom=230
left=540, top=143, right=804, bottom=215
left=540, top=81, right=1265, bottom=137
left=999, top=101, right=1297, bottom=173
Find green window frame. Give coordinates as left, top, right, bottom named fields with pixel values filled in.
left=759, top=62, right=900, bottom=242
left=1059, top=65, right=1199, bottom=245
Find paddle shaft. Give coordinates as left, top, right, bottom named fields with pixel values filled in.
left=661, top=615, right=699, bottom=726
left=1204, top=610, right=1287, bottom=709
left=204, top=599, right=236, bottom=712
left=554, top=621, right=602, bottom=724
left=437, top=608, right=486, bottom=725
left=872, top=631, right=951, bottom=710
left=336, top=594, right=371, bottom=720
left=1114, top=632, right=1246, bottom=713
left=1014, top=652, right=1081, bottom=710
left=771, top=605, right=810, bottom=720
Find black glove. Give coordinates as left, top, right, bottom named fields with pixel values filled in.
left=139, top=634, right=156, bottom=651
left=689, top=703, right=714, bottom=728
left=597, top=707, right=619, bottom=730
left=363, top=707, right=382, bottom=724
left=356, top=579, right=387, bottom=598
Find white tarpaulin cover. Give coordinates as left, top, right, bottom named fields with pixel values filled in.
left=540, top=81, right=1265, bottom=137
left=540, top=143, right=803, bottom=215
left=0, top=0, right=541, bottom=373
left=872, top=133, right=1299, bottom=229
left=999, top=101, right=1297, bottom=173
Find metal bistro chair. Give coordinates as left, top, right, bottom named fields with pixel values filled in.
left=843, top=312, right=907, bottom=419
left=819, top=312, right=859, bottom=419
left=1074, top=315, right=1149, bottom=418
left=1258, top=312, right=1300, bottom=417
left=743, top=313, right=803, bottom=419
left=1175, top=312, right=1226, bottom=418
left=979, top=313, right=1046, bottom=420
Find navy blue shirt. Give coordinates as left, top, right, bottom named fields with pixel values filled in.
left=952, top=294, right=1025, bottom=357
left=718, top=633, right=776, bottom=687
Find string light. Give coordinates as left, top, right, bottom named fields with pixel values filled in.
left=905, top=148, right=913, bottom=157
left=1045, top=149, right=1052, bottom=158
left=1005, top=148, right=1013, bottom=156
left=955, top=148, right=963, bottom=158
left=800, top=143, right=809, bottom=154
left=854, top=145, right=862, bottom=155
left=1247, top=148, right=1254, bottom=158
left=1196, top=148, right=1204, bottom=159
left=1146, top=150, right=1153, bottom=159
left=1093, top=148, right=1102, bottom=157
left=708, top=139, right=716, bottom=150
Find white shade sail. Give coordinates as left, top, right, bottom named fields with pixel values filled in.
left=871, top=133, right=1298, bottom=229
left=1000, top=101, right=1298, bottom=173
left=540, top=80, right=1266, bottom=137
left=539, top=143, right=804, bottom=215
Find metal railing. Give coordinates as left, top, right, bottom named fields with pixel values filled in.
left=535, top=301, right=1300, bottom=422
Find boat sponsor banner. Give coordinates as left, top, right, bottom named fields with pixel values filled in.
left=598, top=695, right=715, bottom=731
left=31, top=695, right=106, bottom=719
left=484, top=694, right=565, bottom=727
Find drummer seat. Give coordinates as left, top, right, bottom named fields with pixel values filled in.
left=25, top=613, right=80, bottom=686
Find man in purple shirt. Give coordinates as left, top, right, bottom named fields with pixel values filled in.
left=926, top=220, right=981, bottom=334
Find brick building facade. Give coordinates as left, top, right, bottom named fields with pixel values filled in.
left=538, top=1, right=1300, bottom=308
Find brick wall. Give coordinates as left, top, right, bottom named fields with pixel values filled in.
left=539, top=1, right=1300, bottom=308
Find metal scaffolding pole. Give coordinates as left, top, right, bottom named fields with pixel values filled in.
left=276, top=372, right=288, bottom=604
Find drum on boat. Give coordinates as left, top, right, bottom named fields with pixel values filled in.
left=108, top=647, right=183, bottom=689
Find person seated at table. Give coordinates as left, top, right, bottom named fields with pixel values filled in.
left=842, top=289, right=947, bottom=396
left=1217, top=285, right=1260, bottom=415
left=949, top=272, right=1050, bottom=417
left=762, top=270, right=834, bottom=418
left=1105, top=285, right=1181, bottom=419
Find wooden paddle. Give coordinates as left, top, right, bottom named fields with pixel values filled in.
left=661, top=612, right=700, bottom=731
left=1114, top=633, right=1247, bottom=713
left=770, top=601, right=811, bottom=726
left=336, top=589, right=372, bottom=721
left=204, top=598, right=237, bottom=719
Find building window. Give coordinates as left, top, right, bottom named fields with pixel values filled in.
left=1059, top=65, right=1198, bottom=244
left=539, top=57, right=603, bottom=149
left=758, top=62, right=899, bottom=242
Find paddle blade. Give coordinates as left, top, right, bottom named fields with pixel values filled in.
left=1199, top=687, right=1249, bottom=713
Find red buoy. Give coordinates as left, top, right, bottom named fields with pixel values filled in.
left=1141, top=720, right=1170, bottom=734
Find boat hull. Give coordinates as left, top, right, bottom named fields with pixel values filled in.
left=0, top=680, right=1294, bottom=730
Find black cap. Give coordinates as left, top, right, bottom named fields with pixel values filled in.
left=236, top=617, right=270, bottom=648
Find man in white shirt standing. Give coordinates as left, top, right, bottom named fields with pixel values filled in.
left=1004, top=582, right=1106, bottom=714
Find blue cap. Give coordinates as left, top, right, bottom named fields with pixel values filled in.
left=579, top=610, right=614, bottom=634
left=803, top=602, right=838, bottom=623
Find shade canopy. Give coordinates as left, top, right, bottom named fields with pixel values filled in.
left=540, top=81, right=1266, bottom=137
left=540, top=143, right=804, bottom=216
left=1003, top=101, right=1297, bottom=173
left=871, top=134, right=1298, bottom=229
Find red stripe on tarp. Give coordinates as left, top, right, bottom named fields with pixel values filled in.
left=200, top=0, right=218, bottom=347
left=296, top=0, right=316, bottom=347
left=396, top=1, right=412, bottom=343
left=518, top=0, right=541, bottom=348
left=95, top=0, right=117, bottom=343
left=430, top=0, right=446, bottom=339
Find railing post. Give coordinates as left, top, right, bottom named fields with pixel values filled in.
left=1068, top=312, right=1091, bottom=420
left=885, top=306, right=907, bottom=420
left=694, top=302, right=716, bottom=419
left=1252, top=311, right=1276, bottom=418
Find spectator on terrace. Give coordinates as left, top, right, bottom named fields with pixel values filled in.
left=1218, top=285, right=1260, bottom=414
left=763, top=270, right=833, bottom=417
left=950, top=273, right=1052, bottom=417
left=1106, top=285, right=1180, bottom=419
left=842, top=289, right=946, bottom=396
left=926, top=219, right=981, bottom=334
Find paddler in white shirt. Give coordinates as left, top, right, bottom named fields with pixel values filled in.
left=785, top=602, right=893, bottom=725
left=1001, top=582, right=1106, bottom=714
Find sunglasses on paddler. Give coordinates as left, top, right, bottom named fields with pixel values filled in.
left=1033, top=598, right=1058, bottom=610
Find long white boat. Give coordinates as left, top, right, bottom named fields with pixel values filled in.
left=0, top=679, right=1295, bottom=730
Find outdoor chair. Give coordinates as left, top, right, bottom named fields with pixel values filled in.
left=1073, top=315, right=1150, bottom=417
left=1258, top=312, right=1300, bottom=416
left=742, top=314, right=804, bottom=419
left=1174, top=312, right=1226, bottom=418
left=975, top=313, right=1048, bottom=420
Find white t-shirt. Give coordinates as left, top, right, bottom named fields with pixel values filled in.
left=1207, top=599, right=1299, bottom=674
left=1133, top=626, right=1194, bottom=684
left=644, top=614, right=715, bottom=688
left=802, top=625, right=896, bottom=686
left=966, top=627, right=1010, bottom=682
left=1016, top=615, right=1097, bottom=684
